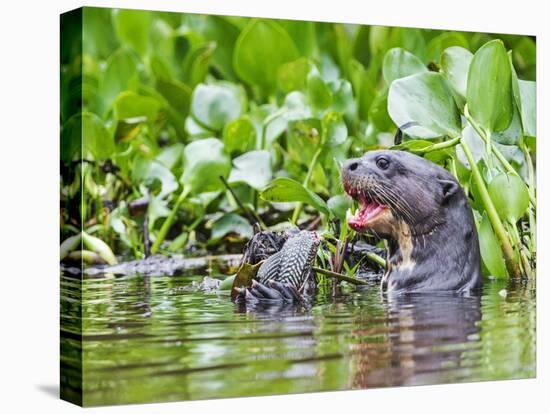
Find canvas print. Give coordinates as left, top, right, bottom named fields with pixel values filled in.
left=60, top=7, right=536, bottom=407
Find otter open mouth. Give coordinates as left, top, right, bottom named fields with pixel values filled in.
left=346, top=192, right=387, bottom=232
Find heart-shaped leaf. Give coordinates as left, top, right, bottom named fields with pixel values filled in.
left=467, top=40, right=513, bottom=132
left=191, top=81, right=246, bottom=131
left=112, top=9, right=150, bottom=56
left=181, top=138, right=231, bottom=194
left=260, top=177, right=329, bottom=216
left=488, top=173, right=530, bottom=224
left=211, top=213, right=253, bottom=241
left=440, top=46, right=473, bottom=102
left=223, top=117, right=256, bottom=154
left=233, top=19, right=299, bottom=95
left=388, top=72, right=461, bottom=138
left=382, top=47, right=427, bottom=84
left=228, top=150, right=272, bottom=190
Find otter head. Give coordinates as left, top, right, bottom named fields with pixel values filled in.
left=341, top=150, right=460, bottom=240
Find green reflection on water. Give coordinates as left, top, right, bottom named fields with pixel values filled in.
left=61, top=274, right=535, bottom=406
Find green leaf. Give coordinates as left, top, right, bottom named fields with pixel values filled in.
left=260, top=177, right=329, bottom=216
left=440, top=46, right=473, bottom=101
left=132, top=157, right=178, bottom=199
left=278, top=57, right=311, bottom=93
left=81, top=231, right=117, bottom=265
left=223, top=117, right=256, bottom=154
left=211, top=213, right=253, bottom=241
left=101, top=49, right=139, bottom=107
left=60, top=233, right=82, bottom=261
left=518, top=80, right=536, bottom=138
left=114, top=91, right=162, bottom=122
left=228, top=150, right=272, bottom=190
left=286, top=118, right=322, bottom=166
left=327, top=195, right=351, bottom=222
left=382, top=47, right=427, bottom=84
left=467, top=40, right=513, bottom=132
left=368, top=89, right=393, bottom=132
left=82, top=112, right=115, bottom=160
left=182, top=42, right=216, bottom=87
left=191, top=81, right=246, bottom=131
left=112, top=9, right=150, bottom=56
left=488, top=173, right=529, bottom=224
left=388, top=72, right=461, bottom=138
left=233, top=19, right=299, bottom=95
left=426, top=32, right=469, bottom=62
left=307, top=72, right=332, bottom=110
left=181, top=138, right=231, bottom=194
left=478, top=212, right=507, bottom=279
left=322, top=111, right=348, bottom=147
left=219, top=274, right=236, bottom=291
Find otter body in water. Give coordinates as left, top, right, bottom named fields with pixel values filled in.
left=342, top=150, right=481, bottom=293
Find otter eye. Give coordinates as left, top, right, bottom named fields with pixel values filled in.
left=376, top=157, right=390, bottom=170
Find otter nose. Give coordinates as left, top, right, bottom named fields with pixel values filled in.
left=343, top=158, right=361, bottom=174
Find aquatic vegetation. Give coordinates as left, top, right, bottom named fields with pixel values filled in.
left=60, top=8, right=536, bottom=280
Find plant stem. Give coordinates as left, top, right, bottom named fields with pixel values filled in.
left=421, top=136, right=461, bottom=153
left=312, top=266, right=368, bottom=286
left=464, top=106, right=536, bottom=208
left=365, top=252, right=387, bottom=268
left=151, top=187, right=190, bottom=254
left=460, top=138, right=520, bottom=277
left=291, top=147, right=323, bottom=224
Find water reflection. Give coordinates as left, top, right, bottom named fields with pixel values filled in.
left=60, top=274, right=535, bottom=406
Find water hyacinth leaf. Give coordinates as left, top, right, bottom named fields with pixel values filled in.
left=155, top=78, right=191, bottom=116
left=488, top=174, right=529, bottom=224
left=478, top=212, right=508, bottom=279
left=322, top=111, right=348, bottom=147
left=156, top=143, right=184, bottom=171
left=440, top=46, right=473, bottom=101
left=101, top=49, right=140, bottom=106
left=112, top=9, right=150, bottom=56
left=260, top=177, right=330, bottom=216
left=307, top=72, right=332, bottom=110
left=132, top=157, right=178, bottom=199
left=492, top=104, right=523, bottom=145
left=231, top=261, right=262, bottom=301
left=60, top=233, right=82, bottom=261
left=82, top=112, right=116, bottom=160
left=382, top=47, right=427, bottom=84
left=219, top=274, right=236, bottom=291
left=228, top=150, right=272, bottom=190
left=456, top=124, right=485, bottom=169
left=369, top=89, right=393, bottom=132
left=223, top=117, right=256, bottom=155
left=182, top=42, right=216, bottom=87
left=388, top=72, right=461, bottom=139
left=426, top=32, right=469, bottom=62
left=81, top=231, right=117, bottom=265
left=233, top=19, right=299, bottom=95
left=329, top=79, right=356, bottom=120
left=327, top=195, right=351, bottom=222
left=286, top=118, right=322, bottom=165
left=519, top=80, right=536, bottom=137
left=191, top=82, right=245, bottom=131
left=211, top=213, right=254, bottom=241
left=278, top=57, right=311, bottom=93
left=467, top=40, right=513, bottom=132
left=114, top=91, right=162, bottom=122
left=181, top=138, right=231, bottom=194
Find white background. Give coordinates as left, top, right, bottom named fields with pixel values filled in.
left=0, top=0, right=548, bottom=412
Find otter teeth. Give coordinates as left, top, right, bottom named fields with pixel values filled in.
left=347, top=192, right=385, bottom=232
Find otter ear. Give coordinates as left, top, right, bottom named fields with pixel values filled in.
left=438, top=179, right=459, bottom=202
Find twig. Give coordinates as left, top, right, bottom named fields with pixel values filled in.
left=312, top=266, right=368, bottom=286
left=219, top=176, right=258, bottom=226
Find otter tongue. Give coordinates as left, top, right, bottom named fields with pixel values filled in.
left=348, top=195, right=383, bottom=230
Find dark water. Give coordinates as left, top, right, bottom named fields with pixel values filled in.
left=60, top=273, right=536, bottom=406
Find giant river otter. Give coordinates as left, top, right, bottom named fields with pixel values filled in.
left=342, top=150, right=482, bottom=293
left=234, top=149, right=481, bottom=303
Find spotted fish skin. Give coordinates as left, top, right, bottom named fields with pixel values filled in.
left=256, top=230, right=321, bottom=293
